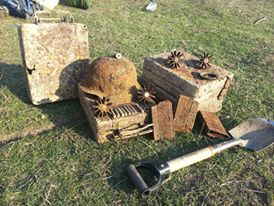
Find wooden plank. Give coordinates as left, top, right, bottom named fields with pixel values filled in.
left=144, top=56, right=197, bottom=87
left=143, top=68, right=198, bottom=96
left=140, top=77, right=179, bottom=113
left=79, top=86, right=151, bottom=143
left=142, top=69, right=197, bottom=98
left=173, top=96, right=199, bottom=132
left=140, top=77, right=177, bottom=102
left=198, top=111, right=230, bottom=139
left=152, top=100, right=174, bottom=141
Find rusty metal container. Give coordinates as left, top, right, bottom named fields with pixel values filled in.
left=18, top=22, right=89, bottom=105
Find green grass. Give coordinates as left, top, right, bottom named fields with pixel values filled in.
left=0, top=0, right=274, bottom=205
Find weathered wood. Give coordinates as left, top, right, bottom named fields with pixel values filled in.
left=142, top=51, right=234, bottom=112
left=173, top=96, right=199, bottom=132
left=79, top=86, right=152, bottom=144
left=140, top=77, right=177, bottom=103
left=142, top=69, right=196, bottom=98
left=152, top=100, right=174, bottom=141
left=18, top=23, right=89, bottom=105
left=198, top=111, right=230, bottom=139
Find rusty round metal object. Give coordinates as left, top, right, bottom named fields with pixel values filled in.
left=167, top=50, right=184, bottom=69
left=137, top=86, right=156, bottom=104
left=198, top=52, right=213, bottom=69
left=80, top=56, right=140, bottom=105
left=199, top=72, right=219, bottom=80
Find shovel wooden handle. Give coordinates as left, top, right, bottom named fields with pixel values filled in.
left=167, top=139, right=242, bottom=173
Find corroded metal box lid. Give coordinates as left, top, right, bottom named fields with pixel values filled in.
left=18, top=23, right=89, bottom=105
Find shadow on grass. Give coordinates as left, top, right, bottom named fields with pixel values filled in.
left=0, top=62, right=29, bottom=103
left=107, top=135, right=225, bottom=198
left=0, top=62, right=94, bottom=143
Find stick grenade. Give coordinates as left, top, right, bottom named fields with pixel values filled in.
left=126, top=118, right=274, bottom=198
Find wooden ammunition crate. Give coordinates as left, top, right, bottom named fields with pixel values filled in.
left=18, top=23, right=89, bottom=105
left=79, top=86, right=153, bottom=144
left=141, top=51, right=234, bottom=112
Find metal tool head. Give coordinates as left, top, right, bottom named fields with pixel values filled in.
left=126, top=162, right=170, bottom=198
left=229, top=118, right=274, bottom=151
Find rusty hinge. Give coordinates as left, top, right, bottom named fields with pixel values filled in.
left=218, top=76, right=232, bottom=100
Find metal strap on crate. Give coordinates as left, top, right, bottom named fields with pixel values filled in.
left=34, top=10, right=74, bottom=24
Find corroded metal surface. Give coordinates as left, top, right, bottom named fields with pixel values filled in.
left=152, top=100, right=174, bottom=141
left=167, top=50, right=184, bottom=69
left=18, top=23, right=89, bottom=105
left=173, top=95, right=198, bottom=133
left=198, top=52, right=212, bottom=69
left=80, top=56, right=140, bottom=105
left=198, top=111, right=229, bottom=139
left=79, top=86, right=151, bottom=144
left=137, top=86, right=156, bottom=104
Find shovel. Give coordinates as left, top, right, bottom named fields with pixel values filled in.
left=126, top=118, right=274, bottom=198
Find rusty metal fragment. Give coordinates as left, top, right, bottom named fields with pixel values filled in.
left=173, top=96, right=199, bottom=132
left=137, top=86, right=156, bottom=104
left=152, top=100, right=174, bottom=141
left=93, top=97, right=112, bottom=118
left=198, top=111, right=230, bottom=139
left=198, top=52, right=213, bottom=69
left=167, top=50, right=184, bottom=69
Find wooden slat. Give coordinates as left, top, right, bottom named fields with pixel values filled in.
left=198, top=111, right=230, bottom=139
left=140, top=77, right=177, bottom=107
left=79, top=86, right=150, bottom=143
left=152, top=100, right=174, bottom=141
left=173, top=95, right=199, bottom=132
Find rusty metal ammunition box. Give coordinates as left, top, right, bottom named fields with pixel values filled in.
left=18, top=22, right=89, bottom=105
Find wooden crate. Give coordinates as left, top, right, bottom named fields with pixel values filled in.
left=79, top=86, right=153, bottom=144
left=141, top=51, right=233, bottom=112
left=18, top=23, right=89, bottom=105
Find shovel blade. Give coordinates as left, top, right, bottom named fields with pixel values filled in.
left=229, top=118, right=274, bottom=151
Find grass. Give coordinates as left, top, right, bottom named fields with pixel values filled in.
left=0, top=0, right=273, bottom=205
